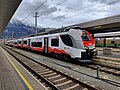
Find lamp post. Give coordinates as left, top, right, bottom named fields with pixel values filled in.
left=34, top=12, right=39, bottom=35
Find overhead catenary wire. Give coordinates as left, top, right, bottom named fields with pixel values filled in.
left=22, top=0, right=98, bottom=26
left=38, top=0, right=67, bottom=15
left=32, top=0, right=102, bottom=27
left=42, top=0, right=120, bottom=27
left=22, top=0, right=47, bottom=21
left=73, top=0, right=103, bottom=12
left=23, top=0, right=67, bottom=26
left=41, top=0, right=103, bottom=26
left=22, top=0, right=40, bottom=17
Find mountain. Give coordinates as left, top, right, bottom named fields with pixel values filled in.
left=2, top=19, right=45, bottom=39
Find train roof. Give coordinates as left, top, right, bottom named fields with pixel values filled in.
left=8, top=26, right=84, bottom=41
left=25, top=31, right=68, bottom=40
left=26, top=26, right=83, bottom=37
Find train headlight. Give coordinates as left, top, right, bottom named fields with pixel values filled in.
left=93, top=48, right=96, bottom=52
left=84, top=46, right=89, bottom=49
left=88, top=46, right=94, bottom=49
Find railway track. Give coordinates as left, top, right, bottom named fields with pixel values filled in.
left=93, top=56, right=120, bottom=65
left=2, top=46, right=99, bottom=90
left=5, top=45, right=120, bottom=77
left=81, top=62, right=120, bottom=76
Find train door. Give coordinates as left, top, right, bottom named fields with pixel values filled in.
left=22, top=38, right=23, bottom=47
left=44, top=37, right=49, bottom=53
left=28, top=39, right=31, bottom=49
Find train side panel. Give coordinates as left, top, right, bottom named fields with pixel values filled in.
left=6, top=28, right=97, bottom=62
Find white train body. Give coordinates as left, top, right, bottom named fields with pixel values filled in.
left=6, top=28, right=97, bottom=62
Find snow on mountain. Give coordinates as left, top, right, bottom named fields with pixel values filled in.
left=3, top=19, right=45, bottom=38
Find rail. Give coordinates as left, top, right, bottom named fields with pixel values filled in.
left=2, top=46, right=99, bottom=90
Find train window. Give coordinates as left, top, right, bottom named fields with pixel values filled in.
left=19, top=41, right=21, bottom=44
left=111, top=41, right=115, bottom=44
left=51, top=39, right=59, bottom=47
left=14, top=42, right=17, bottom=44
left=23, top=40, right=27, bottom=44
left=31, top=42, right=42, bottom=47
left=81, top=31, right=90, bottom=41
left=60, top=35, right=73, bottom=47
left=31, top=42, right=34, bottom=47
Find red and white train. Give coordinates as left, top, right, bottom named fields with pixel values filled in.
left=6, top=27, right=97, bottom=62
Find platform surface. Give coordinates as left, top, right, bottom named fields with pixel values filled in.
left=0, top=46, right=47, bottom=90
left=96, top=47, right=120, bottom=53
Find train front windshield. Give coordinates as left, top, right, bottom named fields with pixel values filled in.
left=81, top=31, right=90, bottom=41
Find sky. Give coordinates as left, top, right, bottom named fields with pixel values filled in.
left=11, top=0, right=120, bottom=29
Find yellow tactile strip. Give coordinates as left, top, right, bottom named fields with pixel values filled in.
left=0, top=47, right=33, bottom=90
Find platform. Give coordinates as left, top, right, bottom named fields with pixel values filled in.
left=0, top=46, right=47, bottom=90
left=97, top=49, right=120, bottom=59
left=96, top=47, right=120, bottom=53
left=10, top=46, right=120, bottom=90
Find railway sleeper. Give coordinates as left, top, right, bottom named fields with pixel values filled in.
left=53, top=77, right=66, bottom=83
left=55, top=80, right=72, bottom=87
left=62, top=84, right=79, bottom=90
left=38, top=70, right=53, bottom=75
left=44, top=72, right=57, bottom=77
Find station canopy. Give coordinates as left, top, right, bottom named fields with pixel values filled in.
left=68, top=14, right=120, bottom=34
left=0, top=0, right=22, bottom=33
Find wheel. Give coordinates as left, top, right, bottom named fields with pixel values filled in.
left=62, top=54, right=71, bottom=61
left=51, top=52, right=56, bottom=58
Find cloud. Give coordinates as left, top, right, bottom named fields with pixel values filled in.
left=40, top=6, right=57, bottom=16
left=11, top=0, right=120, bottom=28
left=89, top=0, right=120, bottom=4
left=50, top=15, right=66, bottom=20
left=12, top=0, right=49, bottom=20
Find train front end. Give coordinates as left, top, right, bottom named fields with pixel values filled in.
left=81, top=30, right=97, bottom=59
